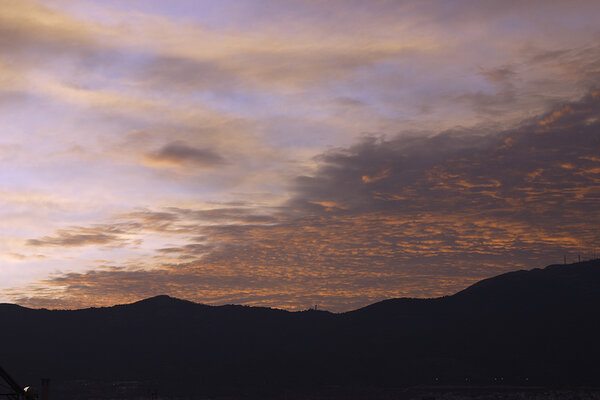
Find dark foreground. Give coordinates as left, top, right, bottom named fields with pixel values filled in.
left=37, top=383, right=600, bottom=400
left=2, top=260, right=600, bottom=399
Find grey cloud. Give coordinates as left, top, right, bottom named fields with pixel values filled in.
left=289, top=91, right=600, bottom=245
left=182, top=207, right=280, bottom=224
left=135, top=40, right=414, bottom=94
left=144, top=141, right=226, bottom=168
left=454, top=89, right=517, bottom=115
left=120, top=209, right=181, bottom=232
left=25, top=206, right=279, bottom=253
left=335, top=97, right=365, bottom=107
left=289, top=130, right=498, bottom=212
left=479, top=66, right=516, bottom=83
left=138, top=55, right=241, bottom=91
left=527, top=48, right=572, bottom=65
left=25, top=222, right=142, bottom=248
left=27, top=232, right=121, bottom=247
left=126, top=206, right=279, bottom=226
left=525, top=44, right=600, bottom=85
left=156, top=243, right=213, bottom=258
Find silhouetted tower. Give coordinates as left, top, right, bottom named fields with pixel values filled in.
left=40, top=378, right=49, bottom=400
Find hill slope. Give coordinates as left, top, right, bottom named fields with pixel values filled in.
left=1, top=260, right=599, bottom=398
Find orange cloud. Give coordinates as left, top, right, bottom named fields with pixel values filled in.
left=362, top=168, right=391, bottom=183
left=538, top=105, right=574, bottom=126
left=309, top=201, right=349, bottom=211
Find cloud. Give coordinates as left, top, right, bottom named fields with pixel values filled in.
left=10, top=255, right=482, bottom=311
left=137, top=55, right=240, bottom=92
left=143, top=141, right=226, bottom=169
left=0, top=1, right=96, bottom=59
left=0, top=0, right=597, bottom=143
left=26, top=224, right=135, bottom=248
left=3, top=1, right=600, bottom=312
left=27, top=232, right=119, bottom=247
left=479, top=66, right=516, bottom=83
left=11, top=91, right=600, bottom=311
left=361, top=168, right=391, bottom=184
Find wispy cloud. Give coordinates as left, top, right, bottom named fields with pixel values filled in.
left=26, top=224, right=136, bottom=248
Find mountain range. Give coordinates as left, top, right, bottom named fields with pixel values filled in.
left=1, top=259, right=599, bottom=399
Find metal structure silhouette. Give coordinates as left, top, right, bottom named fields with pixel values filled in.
left=0, top=365, right=35, bottom=400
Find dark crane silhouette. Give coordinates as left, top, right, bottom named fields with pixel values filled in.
left=0, top=365, right=36, bottom=400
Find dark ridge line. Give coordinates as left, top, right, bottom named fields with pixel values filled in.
left=8, top=258, right=600, bottom=314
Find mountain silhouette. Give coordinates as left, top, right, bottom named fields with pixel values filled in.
left=1, top=260, right=599, bottom=399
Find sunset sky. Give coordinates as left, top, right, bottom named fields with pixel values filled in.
left=1, top=0, right=599, bottom=311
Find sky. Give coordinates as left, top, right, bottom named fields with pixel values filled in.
left=1, top=0, right=599, bottom=312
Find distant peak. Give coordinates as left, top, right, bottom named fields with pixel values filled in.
left=0, top=303, right=28, bottom=310
left=131, top=295, right=192, bottom=306
left=147, top=294, right=176, bottom=301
